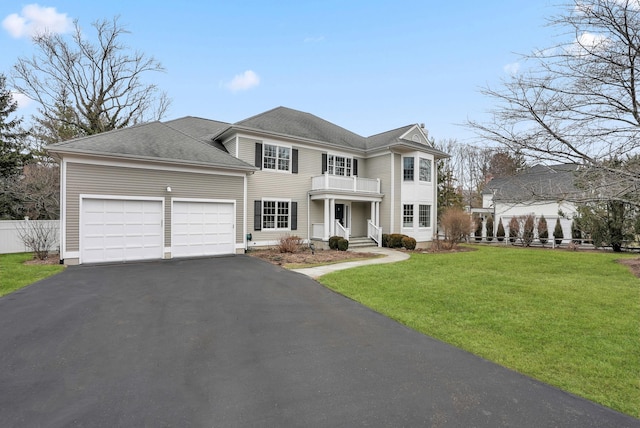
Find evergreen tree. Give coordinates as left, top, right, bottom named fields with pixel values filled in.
left=0, top=73, right=29, bottom=178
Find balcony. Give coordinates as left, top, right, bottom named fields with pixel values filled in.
left=311, top=174, right=381, bottom=194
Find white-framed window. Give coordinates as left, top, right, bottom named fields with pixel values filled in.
left=419, top=204, right=431, bottom=228
left=327, top=154, right=352, bottom=176
left=419, top=158, right=432, bottom=182
left=263, top=143, right=290, bottom=172
left=403, top=157, right=414, bottom=181
left=263, top=199, right=290, bottom=230
left=403, top=204, right=414, bottom=227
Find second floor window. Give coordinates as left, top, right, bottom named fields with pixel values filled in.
left=419, top=158, right=432, bottom=182
left=403, top=157, right=414, bottom=181
left=263, top=144, right=290, bottom=172
left=327, top=155, right=352, bottom=176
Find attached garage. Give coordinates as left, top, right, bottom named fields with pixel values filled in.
left=172, top=199, right=235, bottom=258
left=80, top=197, right=164, bottom=264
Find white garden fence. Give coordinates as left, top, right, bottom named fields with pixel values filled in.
left=0, top=220, right=60, bottom=254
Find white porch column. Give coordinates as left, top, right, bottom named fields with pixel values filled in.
left=370, top=202, right=376, bottom=225
left=329, top=198, right=336, bottom=237
left=323, top=198, right=330, bottom=240
left=375, top=202, right=380, bottom=226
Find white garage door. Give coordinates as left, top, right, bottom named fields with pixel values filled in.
left=172, top=201, right=235, bottom=258
left=81, top=198, right=163, bottom=264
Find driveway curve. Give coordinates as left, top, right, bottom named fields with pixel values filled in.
left=0, top=255, right=637, bottom=427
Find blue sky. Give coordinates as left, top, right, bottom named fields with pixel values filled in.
left=0, top=1, right=559, bottom=143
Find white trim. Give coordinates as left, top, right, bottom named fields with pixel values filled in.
left=79, top=195, right=165, bottom=264
left=261, top=142, right=293, bottom=174
left=60, top=159, right=68, bottom=260
left=63, top=155, right=248, bottom=177
left=243, top=174, right=248, bottom=250
left=390, top=153, right=395, bottom=233
left=399, top=124, right=431, bottom=146
left=260, top=197, right=292, bottom=231
left=171, top=197, right=235, bottom=204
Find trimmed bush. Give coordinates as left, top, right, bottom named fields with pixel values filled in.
left=553, top=218, right=564, bottom=245
left=329, top=235, right=341, bottom=250
left=571, top=220, right=582, bottom=244
left=538, top=215, right=548, bottom=245
left=388, top=233, right=405, bottom=248
left=337, top=238, right=349, bottom=251
left=508, top=217, right=519, bottom=243
left=486, top=215, right=494, bottom=242
left=474, top=217, right=483, bottom=241
left=402, top=236, right=417, bottom=250
left=496, top=218, right=505, bottom=242
left=522, top=215, right=535, bottom=247
left=381, top=234, right=390, bottom=248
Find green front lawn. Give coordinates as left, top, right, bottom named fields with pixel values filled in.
left=320, top=245, right=640, bottom=418
left=0, top=253, right=65, bottom=297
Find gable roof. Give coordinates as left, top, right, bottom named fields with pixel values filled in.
left=229, top=106, right=448, bottom=157
left=164, top=116, right=230, bottom=152
left=233, top=106, right=368, bottom=150
left=46, top=121, right=256, bottom=171
left=485, top=164, right=582, bottom=202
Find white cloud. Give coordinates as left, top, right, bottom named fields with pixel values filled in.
left=503, top=62, right=520, bottom=75
left=225, top=70, right=260, bottom=92
left=10, top=92, right=33, bottom=110
left=2, top=4, right=72, bottom=39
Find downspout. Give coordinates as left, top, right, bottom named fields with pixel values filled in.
left=307, top=192, right=311, bottom=246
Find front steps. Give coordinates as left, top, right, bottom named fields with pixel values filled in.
left=348, top=236, right=378, bottom=249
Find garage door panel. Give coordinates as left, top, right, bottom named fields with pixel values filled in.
left=81, top=198, right=163, bottom=264
left=172, top=201, right=234, bottom=258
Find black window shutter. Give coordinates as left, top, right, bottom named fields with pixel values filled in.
left=353, top=158, right=358, bottom=176
left=322, top=153, right=327, bottom=174
left=291, top=202, right=298, bottom=230
left=254, top=200, right=262, bottom=231
left=255, top=143, right=262, bottom=168
left=292, top=149, right=298, bottom=174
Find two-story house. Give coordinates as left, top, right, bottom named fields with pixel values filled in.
left=47, top=107, right=448, bottom=265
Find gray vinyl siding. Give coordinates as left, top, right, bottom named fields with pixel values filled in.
left=247, top=143, right=318, bottom=241
left=366, top=153, right=393, bottom=234
left=223, top=137, right=238, bottom=158
left=64, top=162, right=244, bottom=252
left=350, top=202, right=367, bottom=236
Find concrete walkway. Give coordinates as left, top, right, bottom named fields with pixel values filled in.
left=291, top=246, right=410, bottom=278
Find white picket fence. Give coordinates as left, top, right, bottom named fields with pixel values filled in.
left=0, top=220, right=60, bottom=254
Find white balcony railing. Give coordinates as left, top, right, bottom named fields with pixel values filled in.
left=311, top=174, right=380, bottom=194
left=367, top=219, right=382, bottom=247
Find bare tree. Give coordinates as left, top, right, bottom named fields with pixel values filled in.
left=468, top=0, right=640, bottom=207
left=12, top=17, right=170, bottom=136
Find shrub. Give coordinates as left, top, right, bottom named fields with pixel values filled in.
left=474, top=217, right=483, bottom=241
left=571, top=220, right=582, bottom=244
left=553, top=218, right=564, bottom=245
left=486, top=215, right=494, bottom=242
left=381, top=234, right=390, bottom=248
left=277, top=234, right=303, bottom=253
left=337, top=238, right=349, bottom=251
left=496, top=218, right=505, bottom=242
left=401, top=236, right=417, bottom=250
left=329, top=235, right=341, bottom=250
left=16, top=221, right=58, bottom=260
left=538, top=215, right=548, bottom=245
left=440, top=207, right=473, bottom=249
left=522, top=215, right=535, bottom=247
left=508, top=217, right=519, bottom=243
left=388, top=233, right=405, bottom=248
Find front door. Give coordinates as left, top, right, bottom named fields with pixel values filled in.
left=335, top=203, right=345, bottom=226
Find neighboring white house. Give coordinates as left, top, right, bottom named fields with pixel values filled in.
left=480, top=164, right=581, bottom=241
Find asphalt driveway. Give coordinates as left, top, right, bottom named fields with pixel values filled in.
left=0, top=256, right=637, bottom=427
